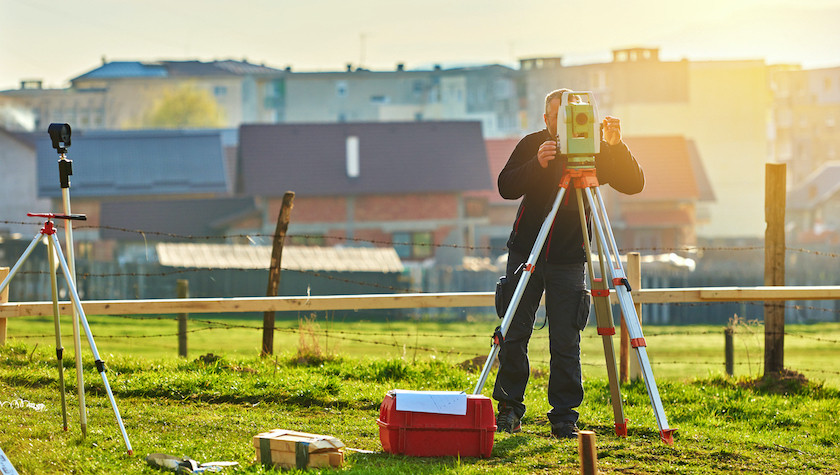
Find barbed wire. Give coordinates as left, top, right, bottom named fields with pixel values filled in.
left=6, top=219, right=840, bottom=258
left=13, top=320, right=839, bottom=345
left=10, top=326, right=839, bottom=378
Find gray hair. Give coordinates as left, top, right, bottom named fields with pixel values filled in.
left=544, top=88, right=573, bottom=115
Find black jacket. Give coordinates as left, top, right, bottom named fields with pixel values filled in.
left=499, top=129, right=644, bottom=264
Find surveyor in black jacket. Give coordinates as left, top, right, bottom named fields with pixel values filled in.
left=494, top=88, right=644, bottom=439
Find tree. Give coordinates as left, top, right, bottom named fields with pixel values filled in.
left=141, top=83, right=227, bottom=129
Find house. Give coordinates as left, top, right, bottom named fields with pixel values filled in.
left=473, top=135, right=714, bottom=255
left=772, top=66, right=840, bottom=185
left=33, top=128, right=236, bottom=259
left=279, top=64, right=522, bottom=138
left=238, top=121, right=493, bottom=264
left=0, top=127, right=50, bottom=235
left=787, top=162, right=840, bottom=245
left=1, top=60, right=522, bottom=138
left=467, top=137, right=521, bottom=258
left=1, top=60, right=287, bottom=130
left=520, top=48, right=770, bottom=239
left=617, top=136, right=715, bottom=250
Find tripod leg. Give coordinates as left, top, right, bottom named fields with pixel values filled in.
left=47, top=236, right=69, bottom=431
left=582, top=187, right=675, bottom=445
left=61, top=188, right=87, bottom=437
left=575, top=188, right=627, bottom=436
left=49, top=234, right=133, bottom=455
left=473, top=185, right=570, bottom=395
left=0, top=233, right=45, bottom=296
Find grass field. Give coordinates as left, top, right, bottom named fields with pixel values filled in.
left=2, top=314, right=840, bottom=473
left=5, top=312, right=840, bottom=388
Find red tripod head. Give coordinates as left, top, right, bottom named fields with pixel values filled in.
left=27, top=212, right=87, bottom=221
left=27, top=212, right=87, bottom=235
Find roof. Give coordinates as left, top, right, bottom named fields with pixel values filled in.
left=239, top=121, right=491, bottom=197
left=0, top=127, right=36, bottom=150
left=72, top=61, right=168, bottom=80
left=156, top=243, right=404, bottom=272
left=36, top=129, right=230, bottom=198
left=100, top=197, right=258, bottom=241
left=788, top=161, right=840, bottom=210
left=72, top=60, right=285, bottom=82
left=466, top=138, right=520, bottom=203
left=620, top=136, right=715, bottom=203
left=622, top=209, right=693, bottom=228
left=472, top=135, right=714, bottom=206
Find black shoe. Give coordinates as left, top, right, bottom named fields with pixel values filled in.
left=495, top=403, right=521, bottom=434
left=550, top=422, right=579, bottom=439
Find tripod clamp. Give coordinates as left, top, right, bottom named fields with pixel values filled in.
left=27, top=213, right=87, bottom=235
left=58, top=157, right=73, bottom=189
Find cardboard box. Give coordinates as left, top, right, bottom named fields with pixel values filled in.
left=253, top=429, right=345, bottom=469
left=377, top=391, right=496, bottom=458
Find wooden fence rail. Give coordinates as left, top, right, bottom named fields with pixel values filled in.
left=2, top=286, right=840, bottom=320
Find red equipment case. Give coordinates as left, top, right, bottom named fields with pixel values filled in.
left=377, top=392, right=496, bottom=458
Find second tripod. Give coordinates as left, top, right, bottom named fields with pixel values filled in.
left=0, top=213, right=133, bottom=455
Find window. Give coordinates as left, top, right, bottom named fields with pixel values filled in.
left=214, top=86, right=227, bottom=97
left=346, top=136, right=360, bottom=178
left=336, top=81, right=348, bottom=97
left=393, top=232, right=433, bottom=259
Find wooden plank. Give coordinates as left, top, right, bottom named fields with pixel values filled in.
left=0, top=292, right=495, bottom=317
left=696, top=286, right=840, bottom=301
left=2, top=286, right=840, bottom=318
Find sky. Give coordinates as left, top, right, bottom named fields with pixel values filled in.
left=1, top=0, right=839, bottom=90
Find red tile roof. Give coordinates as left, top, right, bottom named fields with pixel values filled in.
left=469, top=138, right=520, bottom=203
left=621, top=136, right=714, bottom=203
left=480, top=135, right=714, bottom=206
left=622, top=208, right=693, bottom=227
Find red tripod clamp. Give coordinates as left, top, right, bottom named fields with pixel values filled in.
left=27, top=212, right=87, bottom=221
left=27, top=212, right=87, bottom=236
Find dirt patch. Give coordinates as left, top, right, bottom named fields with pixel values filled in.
left=458, top=354, right=498, bottom=372
left=738, top=368, right=809, bottom=395
left=457, top=354, right=546, bottom=378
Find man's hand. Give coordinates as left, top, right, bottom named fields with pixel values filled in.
left=602, top=116, right=622, bottom=145
left=537, top=140, right=557, bottom=168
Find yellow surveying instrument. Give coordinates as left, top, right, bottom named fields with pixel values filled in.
left=473, top=91, right=676, bottom=445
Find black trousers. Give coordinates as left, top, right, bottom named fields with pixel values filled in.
left=492, top=250, right=590, bottom=425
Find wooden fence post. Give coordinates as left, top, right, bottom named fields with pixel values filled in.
left=0, top=267, right=8, bottom=345
left=578, top=430, right=599, bottom=475
left=764, top=164, right=786, bottom=375
left=177, top=279, right=189, bottom=358
left=262, top=191, right=295, bottom=357
left=621, top=253, right=642, bottom=382
left=724, top=327, right=734, bottom=376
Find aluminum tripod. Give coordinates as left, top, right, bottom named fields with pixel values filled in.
left=472, top=91, right=674, bottom=444
left=0, top=213, right=133, bottom=455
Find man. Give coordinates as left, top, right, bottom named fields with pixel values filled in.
left=494, top=88, right=644, bottom=439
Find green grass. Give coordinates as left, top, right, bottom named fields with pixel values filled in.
left=6, top=313, right=840, bottom=387
left=2, top=316, right=840, bottom=473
